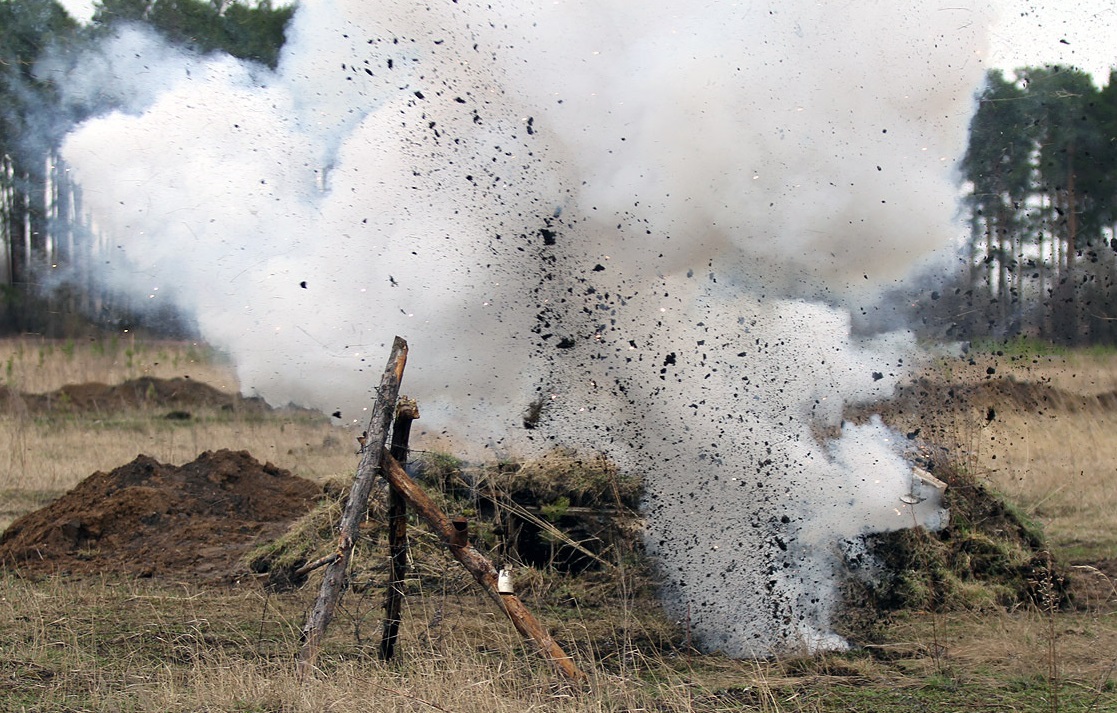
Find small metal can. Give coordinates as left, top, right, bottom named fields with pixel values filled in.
left=497, top=568, right=514, bottom=595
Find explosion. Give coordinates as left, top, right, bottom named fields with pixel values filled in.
left=56, top=1, right=991, bottom=655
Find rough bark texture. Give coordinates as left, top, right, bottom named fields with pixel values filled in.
left=379, top=396, right=419, bottom=661
left=297, top=336, right=408, bottom=678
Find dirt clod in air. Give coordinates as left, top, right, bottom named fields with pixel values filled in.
left=0, top=449, right=322, bottom=582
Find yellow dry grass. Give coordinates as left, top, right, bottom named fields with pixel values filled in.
left=974, top=408, right=1117, bottom=557
left=888, top=606, right=1117, bottom=684
left=1, top=337, right=1116, bottom=712
left=0, top=415, right=356, bottom=523
left=0, top=336, right=359, bottom=531
left=0, top=334, right=239, bottom=394
left=931, top=347, right=1117, bottom=389
left=1006, top=350, right=1117, bottom=396
left=920, top=350, right=1117, bottom=559
left=2, top=567, right=1112, bottom=712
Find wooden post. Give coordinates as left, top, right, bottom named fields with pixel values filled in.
left=379, top=396, right=419, bottom=661
left=380, top=448, right=586, bottom=682
left=293, top=552, right=341, bottom=578
left=297, top=337, right=408, bottom=678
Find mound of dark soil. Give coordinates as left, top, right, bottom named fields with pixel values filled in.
left=0, top=449, right=321, bottom=582
left=0, top=376, right=271, bottom=416
left=865, top=375, right=1117, bottom=423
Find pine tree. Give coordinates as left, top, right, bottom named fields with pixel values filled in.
left=961, top=70, right=1035, bottom=338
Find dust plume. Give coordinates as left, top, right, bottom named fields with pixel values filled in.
left=55, top=1, right=991, bottom=655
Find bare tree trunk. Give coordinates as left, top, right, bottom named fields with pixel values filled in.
left=297, top=336, right=408, bottom=678
left=1065, top=152, right=1082, bottom=343
left=0, top=154, right=14, bottom=330
left=997, top=207, right=1009, bottom=335
left=1037, top=194, right=1049, bottom=340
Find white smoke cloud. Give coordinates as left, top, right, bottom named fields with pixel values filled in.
left=58, top=1, right=990, bottom=655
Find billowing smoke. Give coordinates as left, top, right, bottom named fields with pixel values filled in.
left=53, top=1, right=991, bottom=655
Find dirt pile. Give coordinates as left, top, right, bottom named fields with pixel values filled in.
left=854, top=373, right=1117, bottom=426
left=0, top=449, right=321, bottom=582
left=0, top=376, right=272, bottom=416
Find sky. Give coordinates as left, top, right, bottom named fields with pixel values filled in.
left=984, top=1, right=1117, bottom=82
left=53, top=0, right=1117, bottom=84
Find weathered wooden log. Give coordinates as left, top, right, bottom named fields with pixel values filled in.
left=293, top=552, right=341, bottom=578
left=379, top=396, right=419, bottom=661
left=380, top=448, right=586, bottom=682
left=297, top=337, right=408, bottom=678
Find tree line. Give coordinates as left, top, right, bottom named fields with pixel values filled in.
left=946, top=66, right=1117, bottom=345
left=2, top=3, right=1116, bottom=344
left=0, top=0, right=292, bottom=335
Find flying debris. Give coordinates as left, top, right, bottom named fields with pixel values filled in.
left=55, top=0, right=987, bottom=657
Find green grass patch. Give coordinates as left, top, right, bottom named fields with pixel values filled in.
left=968, top=335, right=1072, bottom=359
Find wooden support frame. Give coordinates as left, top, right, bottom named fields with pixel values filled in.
left=297, top=336, right=408, bottom=678
left=379, top=396, right=418, bottom=661
left=295, top=337, right=582, bottom=682
left=380, top=448, right=586, bottom=682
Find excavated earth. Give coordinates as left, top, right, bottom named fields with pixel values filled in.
left=0, top=376, right=270, bottom=416
left=845, top=369, right=1117, bottom=596
left=0, top=449, right=322, bottom=582
left=0, top=369, right=1114, bottom=597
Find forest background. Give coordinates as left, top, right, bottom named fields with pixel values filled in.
left=2, top=0, right=1117, bottom=345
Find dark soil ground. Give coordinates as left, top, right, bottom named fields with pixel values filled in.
left=0, top=375, right=272, bottom=416
left=0, top=449, right=322, bottom=582
left=869, top=374, right=1117, bottom=420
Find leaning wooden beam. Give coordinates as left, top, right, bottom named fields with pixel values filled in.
left=293, top=552, right=340, bottom=578
left=297, top=336, right=408, bottom=678
left=380, top=447, right=586, bottom=682
left=379, top=396, right=419, bottom=661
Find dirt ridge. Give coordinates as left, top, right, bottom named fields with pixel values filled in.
left=0, top=449, right=322, bottom=582
left=0, top=376, right=272, bottom=416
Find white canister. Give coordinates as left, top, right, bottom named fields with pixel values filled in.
left=497, top=568, right=514, bottom=595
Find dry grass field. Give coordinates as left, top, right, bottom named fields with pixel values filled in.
left=928, top=347, right=1117, bottom=563
left=0, top=335, right=356, bottom=533
left=0, top=335, right=1115, bottom=712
